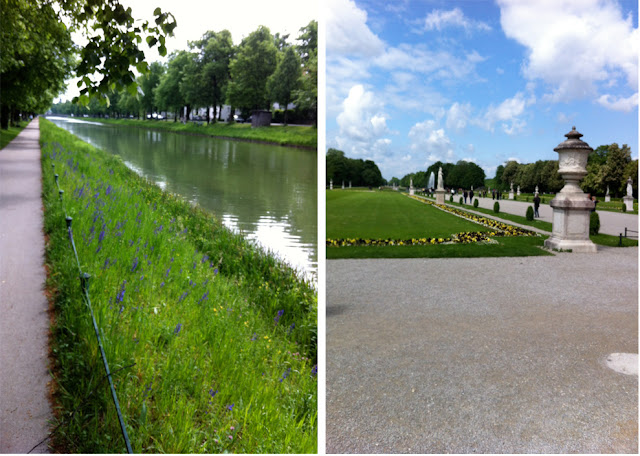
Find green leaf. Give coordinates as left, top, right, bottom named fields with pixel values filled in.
left=127, top=82, right=138, bottom=97
left=136, top=61, right=149, bottom=73
left=158, top=44, right=167, bottom=57
left=146, top=36, right=157, bottom=47
left=153, top=7, right=161, bottom=16
left=77, top=94, right=90, bottom=106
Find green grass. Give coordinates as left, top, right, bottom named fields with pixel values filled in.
left=327, top=190, right=493, bottom=239
left=591, top=233, right=638, bottom=247
left=327, top=191, right=551, bottom=258
left=40, top=118, right=316, bottom=453
left=76, top=116, right=317, bottom=148
left=327, top=235, right=550, bottom=259
left=0, top=122, right=27, bottom=149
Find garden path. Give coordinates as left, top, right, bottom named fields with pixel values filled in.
left=327, top=247, right=638, bottom=453
left=450, top=194, right=638, bottom=236
left=0, top=118, right=52, bottom=453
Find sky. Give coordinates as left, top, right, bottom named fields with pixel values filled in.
left=325, top=0, right=639, bottom=181
left=57, top=0, right=318, bottom=102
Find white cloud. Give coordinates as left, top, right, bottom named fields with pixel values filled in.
left=373, top=44, right=485, bottom=81
left=446, top=102, right=473, bottom=133
left=596, top=93, right=639, bottom=112
left=326, top=0, right=385, bottom=57
left=475, top=92, right=531, bottom=135
left=497, top=0, right=639, bottom=104
left=423, top=7, right=491, bottom=32
left=337, top=85, right=389, bottom=141
left=408, top=120, right=455, bottom=162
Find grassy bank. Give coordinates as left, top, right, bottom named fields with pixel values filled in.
left=73, top=116, right=317, bottom=148
left=0, top=121, right=28, bottom=149
left=40, top=118, right=316, bottom=453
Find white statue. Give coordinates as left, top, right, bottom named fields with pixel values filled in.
left=437, top=167, right=444, bottom=190
left=606, top=185, right=609, bottom=196
left=510, top=181, right=514, bottom=191
left=627, top=177, right=633, bottom=197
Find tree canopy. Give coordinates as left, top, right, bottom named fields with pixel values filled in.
left=0, top=0, right=176, bottom=128
left=326, top=148, right=385, bottom=187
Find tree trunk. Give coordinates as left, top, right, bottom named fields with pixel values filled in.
left=1, top=104, right=9, bottom=130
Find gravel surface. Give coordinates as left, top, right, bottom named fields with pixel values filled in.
left=327, top=247, right=638, bottom=453
left=0, top=119, right=52, bottom=453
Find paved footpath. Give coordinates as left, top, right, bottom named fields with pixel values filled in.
left=327, top=247, right=638, bottom=453
left=453, top=194, right=638, bottom=237
left=0, top=119, right=52, bottom=453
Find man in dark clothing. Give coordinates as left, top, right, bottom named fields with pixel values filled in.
left=463, top=190, right=468, bottom=204
left=469, top=190, right=474, bottom=204
left=533, top=193, right=540, bottom=217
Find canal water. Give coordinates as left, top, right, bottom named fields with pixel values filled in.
left=46, top=117, right=317, bottom=282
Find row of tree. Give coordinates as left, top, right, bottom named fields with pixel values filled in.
left=326, top=149, right=385, bottom=188
left=1, top=0, right=177, bottom=129
left=385, top=143, right=636, bottom=198
left=495, top=143, right=637, bottom=197
left=50, top=22, right=318, bottom=126
left=389, top=160, right=486, bottom=191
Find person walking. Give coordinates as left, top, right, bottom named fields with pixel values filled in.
left=469, top=189, right=474, bottom=204
left=463, top=190, right=468, bottom=204
left=533, top=193, right=540, bottom=218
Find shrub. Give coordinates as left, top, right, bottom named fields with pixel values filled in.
left=526, top=206, right=534, bottom=221
left=622, top=203, right=627, bottom=212
left=459, top=196, right=463, bottom=204
left=449, top=195, right=453, bottom=202
left=473, top=198, right=479, bottom=208
left=590, top=211, right=600, bottom=235
left=493, top=202, right=500, bottom=213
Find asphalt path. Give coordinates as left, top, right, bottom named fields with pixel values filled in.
left=0, top=119, right=52, bottom=453
left=327, top=247, right=638, bottom=453
left=449, top=193, right=638, bottom=237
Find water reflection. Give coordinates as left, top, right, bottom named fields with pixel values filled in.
left=47, top=116, right=317, bottom=282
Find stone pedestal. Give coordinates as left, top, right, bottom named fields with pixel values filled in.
left=605, top=195, right=611, bottom=202
left=623, top=196, right=634, bottom=211
left=509, top=191, right=514, bottom=200
left=435, top=189, right=446, bottom=204
left=544, top=127, right=596, bottom=253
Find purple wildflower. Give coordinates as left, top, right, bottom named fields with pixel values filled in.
left=279, top=367, right=291, bottom=382
left=198, top=291, right=209, bottom=303
left=208, top=388, right=218, bottom=398
left=274, top=309, right=284, bottom=324
left=131, top=257, right=139, bottom=272
left=287, top=323, right=295, bottom=335
left=226, top=403, right=234, bottom=411
left=311, top=365, right=317, bottom=377
left=115, top=281, right=126, bottom=303
left=95, top=244, right=102, bottom=254
left=174, top=323, right=182, bottom=335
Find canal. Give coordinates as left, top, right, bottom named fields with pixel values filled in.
left=46, top=117, right=317, bottom=282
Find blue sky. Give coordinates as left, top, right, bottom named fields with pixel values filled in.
left=325, top=0, right=639, bottom=181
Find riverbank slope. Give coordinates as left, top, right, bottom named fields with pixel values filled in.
left=53, top=116, right=317, bottom=148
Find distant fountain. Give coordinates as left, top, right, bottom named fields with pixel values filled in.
left=427, top=172, right=435, bottom=190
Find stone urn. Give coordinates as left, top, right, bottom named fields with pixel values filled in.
left=544, top=127, right=596, bottom=253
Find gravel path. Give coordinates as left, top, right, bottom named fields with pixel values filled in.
left=0, top=119, right=52, bottom=453
left=448, top=194, right=638, bottom=237
left=327, top=247, right=638, bottom=453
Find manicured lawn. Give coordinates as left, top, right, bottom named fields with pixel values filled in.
left=40, top=119, right=316, bottom=453
left=0, top=122, right=27, bottom=149
left=327, top=190, right=493, bottom=239
left=327, top=190, right=551, bottom=258
left=78, top=117, right=317, bottom=148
